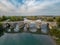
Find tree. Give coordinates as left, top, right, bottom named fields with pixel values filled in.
left=47, top=17, right=54, bottom=22
left=10, top=16, right=17, bottom=21
left=50, top=28, right=60, bottom=38
left=55, top=17, right=60, bottom=27
left=2, top=16, right=7, bottom=21
left=0, top=23, right=4, bottom=36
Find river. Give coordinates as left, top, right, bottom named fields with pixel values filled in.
left=0, top=33, right=56, bottom=45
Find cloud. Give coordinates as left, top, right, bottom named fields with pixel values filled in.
left=0, top=0, right=60, bottom=16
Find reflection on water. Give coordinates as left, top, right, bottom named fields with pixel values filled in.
left=24, top=26, right=27, bottom=32
left=2, top=22, right=50, bottom=34
left=14, top=23, right=20, bottom=32
left=0, top=33, right=55, bottom=45
left=41, top=23, right=48, bottom=33
left=8, top=29, right=11, bottom=32
left=29, top=22, right=37, bottom=32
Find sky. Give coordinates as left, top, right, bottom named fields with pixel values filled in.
left=0, top=0, right=60, bottom=16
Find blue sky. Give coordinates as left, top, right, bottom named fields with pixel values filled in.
left=0, top=0, right=60, bottom=16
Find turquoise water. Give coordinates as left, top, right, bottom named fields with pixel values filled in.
left=0, top=33, right=55, bottom=45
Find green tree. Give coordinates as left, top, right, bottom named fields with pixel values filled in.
left=50, top=28, right=60, bottom=38
left=55, top=17, right=60, bottom=27
left=2, top=16, right=7, bottom=21
left=47, top=17, right=54, bottom=22
left=10, top=16, right=17, bottom=21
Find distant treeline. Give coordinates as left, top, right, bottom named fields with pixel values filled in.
left=0, top=16, right=60, bottom=22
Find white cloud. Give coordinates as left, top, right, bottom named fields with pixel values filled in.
left=0, top=0, right=60, bottom=16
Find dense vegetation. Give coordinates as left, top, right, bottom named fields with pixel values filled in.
left=55, top=17, right=60, bottom=27
left=0, top=16, right=24, bottom=21
left=0, top=16, right=60, bottom=22
left=48, top=16, right=60, bottom=45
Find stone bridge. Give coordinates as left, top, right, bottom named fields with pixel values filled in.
left=0, top=20, right=57, bottom=33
